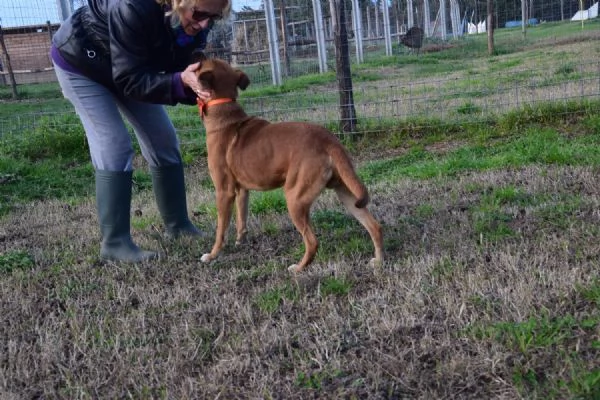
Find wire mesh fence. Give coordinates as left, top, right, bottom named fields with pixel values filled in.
left=0, top=0, right=599, bottom=138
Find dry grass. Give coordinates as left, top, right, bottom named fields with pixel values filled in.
left=1, top=22, right=599, bottom=400
left=1, top=158, right=599, bottom=398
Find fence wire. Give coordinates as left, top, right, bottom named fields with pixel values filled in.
left=1, top=0, right=599, bottom=138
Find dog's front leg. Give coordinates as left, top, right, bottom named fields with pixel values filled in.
left=201, top=188, right=235, bottom=263
left=235, top=187, right=249, bottom=245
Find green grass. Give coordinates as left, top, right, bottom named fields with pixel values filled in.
left=250, top=189, right=288, bottom=215
left=319, top=276, right=352, bottom=297
left=1, top=98, right=598, bottom=219
left=0, top=81, right=70, bottom=122
left=359, top=119, right=600, bottom=184
left=295, top=369, right=344, bottom=390
left=0, top=250, right=35, bottom=274
left=1, top=114, right=88, bottom=161
left=0, top=81, right=63, bottom=101
left=578, top=279, right=600, bottom=306
left=254, top=283, right=299, bottom=314
left=480, top=185, right=535, bottom=207
left=472, top=313, right=600, bottom=398
left=0, top=158, right=93, bottom=215
left=312, top=210, right=353, bottom=230
left=470, top=186, right=535, bottom=241
left=461, top=277, right=600, bottom=398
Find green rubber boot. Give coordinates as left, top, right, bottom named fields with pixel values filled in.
left=150, top=164, right=203, bottom=239
left=96, top=170, right=157, bottom=263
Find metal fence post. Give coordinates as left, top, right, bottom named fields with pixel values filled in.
left=407, top=0, right=414, bottom=28
left=381, top=0, right=392, bottom=56
left=439, top=0, right=448, bottom=40
left=351, top=0, right=364, bottom=64
left=55, top=0, right=73, bottom=21
left=312, top=0, right=327, bottom=73
left=423, top=0, right=431, bottom=37
left=264, top=0, right=282, bottom=86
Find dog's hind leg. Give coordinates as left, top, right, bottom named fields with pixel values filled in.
left=284, top=185, right=321, bottom=273
left=335, top=186, right=384, bottom=267
left=286, top=201, right=318, bottom=273
left=235, top=187, right=249, bottom=245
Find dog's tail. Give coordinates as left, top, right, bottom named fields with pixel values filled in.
left=329, top=145, right=369, bottom=208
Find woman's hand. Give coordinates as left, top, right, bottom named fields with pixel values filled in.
left=180, top=62, right=211, bottom=101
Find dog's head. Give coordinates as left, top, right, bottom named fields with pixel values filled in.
left=192, top=52, right=250, bottom=101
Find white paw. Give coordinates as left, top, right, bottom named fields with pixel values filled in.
left=200, top=253, right=212, bottom=263
left=368, top=257, right=382, bottom=268
left=288, top=264, right=300, bottom=273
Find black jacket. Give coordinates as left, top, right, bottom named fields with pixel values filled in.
left=53, top=0, right=209, bottom=105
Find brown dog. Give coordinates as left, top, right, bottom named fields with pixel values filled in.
left=195, top=57, right=383, bottom=272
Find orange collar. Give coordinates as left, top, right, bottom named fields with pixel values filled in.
left=197, top=97, right=235, bottom=117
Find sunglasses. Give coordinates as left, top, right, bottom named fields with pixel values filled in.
left=191, top=9, right=222, bottom=24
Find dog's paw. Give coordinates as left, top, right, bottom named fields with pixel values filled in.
left=368, top=257, right=383, bottom=268
left=288, top=264, right=301, bottom=273
left=200, top=253, right=213, bottom=263
left=235, top=232, right=248, bottom=246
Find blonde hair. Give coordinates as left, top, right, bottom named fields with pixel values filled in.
left=156, top=0, right=232, bottom=27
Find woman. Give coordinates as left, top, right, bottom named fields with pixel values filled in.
left=51, top=0, right=231, bottom=263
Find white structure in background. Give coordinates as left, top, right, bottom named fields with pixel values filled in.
left=468, top=22, right=477, bottom=34
left=477, top=20, right=486, bottom=33
left=467, top=21, right=486, bottom=34
left=571, top=2, right=599, bottom=20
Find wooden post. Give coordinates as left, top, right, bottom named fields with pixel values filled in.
left=521, top=0, right=527, bottom=39
left=47, top=21, right=55, bottom=65
left=329, top=0, right=357, bottom=134
left=0, top=25, right=18, bottom=99
left=279, top=0, right=291, bottom=77
left=486, top=0, right=494, bottom=55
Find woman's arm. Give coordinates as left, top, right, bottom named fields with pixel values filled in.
left=109, top=0, right=197, bottom=105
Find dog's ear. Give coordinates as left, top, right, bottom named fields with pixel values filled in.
left=198, top=71, right=215, bottom=89
left=236, top=71, right=250, bottom=91
left=191, top=50, right=207, bottom=64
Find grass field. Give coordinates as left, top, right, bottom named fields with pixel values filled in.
left=1, top=21, right=600, bottom=398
